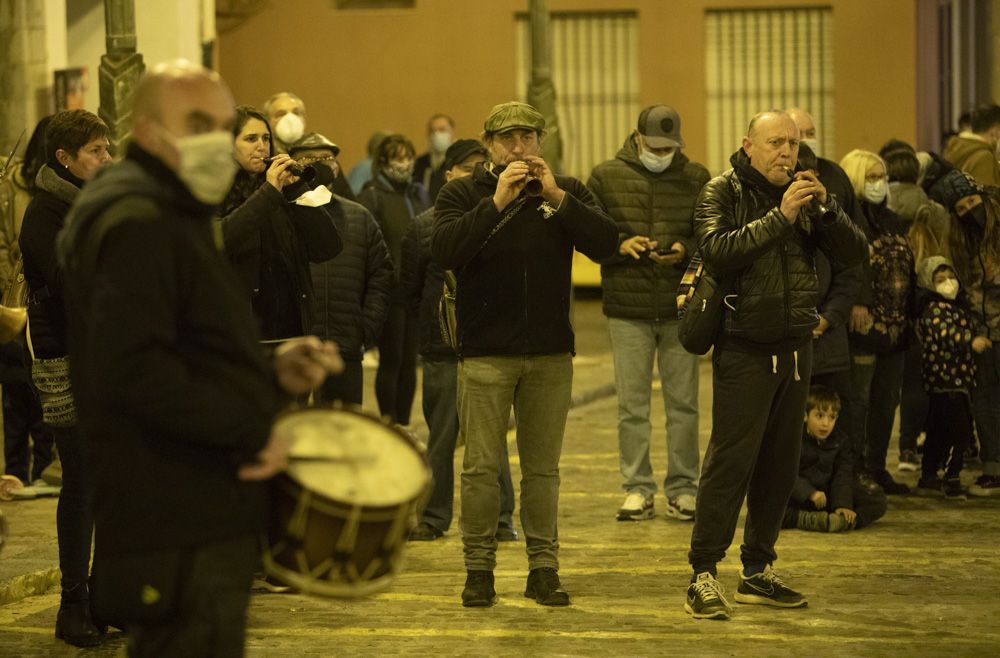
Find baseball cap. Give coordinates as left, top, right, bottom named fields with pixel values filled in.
left=637, top=105, right=684, bottom=148
left=483, top=101, right=545, bottom=134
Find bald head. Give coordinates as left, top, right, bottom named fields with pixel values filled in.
left=131, top=60, right=236, bottom=172
left=786, top=108, right=817, bottom=140
left=743, top=110, right=801, bottom=185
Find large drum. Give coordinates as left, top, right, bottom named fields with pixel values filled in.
left=263, top=408, right=430, bottom=597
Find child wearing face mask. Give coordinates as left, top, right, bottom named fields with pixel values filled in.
left=914, top=256, right=992, bottom=499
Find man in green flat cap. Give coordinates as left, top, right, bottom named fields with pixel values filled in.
left=431, top=101, right=618, bottom=608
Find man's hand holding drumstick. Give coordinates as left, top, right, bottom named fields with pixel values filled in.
left=239, top=337, right=344, bottom=481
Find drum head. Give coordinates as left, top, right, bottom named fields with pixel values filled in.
left=276, top=408, right=428, bottom=507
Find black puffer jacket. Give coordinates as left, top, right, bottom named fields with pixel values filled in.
left=218, top=179, right=342, bottom=340
left=694, top=149, right=867, bottom=352
left=400, top=208, right=453, bottom=360
left=431, top=163, right=618, bottom=357
left=790, top=427, right=854, bottom=510
left=309, top=195, right=393, bottom=361
left=19, top=165, right=80, bottom=358
left=587, top=135, right=711, bottom=321
left=812, top=253, right=862, bottom=376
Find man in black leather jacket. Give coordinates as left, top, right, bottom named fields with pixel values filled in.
left=684, top=110, right=866, bottom=620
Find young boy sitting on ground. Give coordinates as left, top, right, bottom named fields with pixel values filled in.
left=782, top=386, right=887, bottom=533
left=914, top=256, right=991, bottom=500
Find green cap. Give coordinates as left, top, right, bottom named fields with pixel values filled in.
left=483, top=101, right=545, bottom=134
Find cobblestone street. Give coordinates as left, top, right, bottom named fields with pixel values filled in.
left=1, top=299, right=999, bottom=656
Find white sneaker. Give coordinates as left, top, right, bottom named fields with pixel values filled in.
left=616, top=492, right=654, bottom=521
left=665, top=494, right=696, bottom=521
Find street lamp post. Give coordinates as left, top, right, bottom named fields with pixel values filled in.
left=527, top=0, right=562, bottom=174
left=99, top=0, right=145, bottom=155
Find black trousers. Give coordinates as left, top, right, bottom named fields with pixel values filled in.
left=128, top=535, right=258, bottom=658
left=375, top=304, right=419, bottom=425
left=2, top=380, right=52, bottom=482
left=782, top=480, right=887, bottom=530
left=923, top=391, right=973, bottom=479
left=690, top=344, right=812, bottom=574
left=313, top=359, right=363, bottom=407
left=53, top=425, right=94, bottom=597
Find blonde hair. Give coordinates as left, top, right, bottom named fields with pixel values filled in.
left=839, top=149, right=886, bottom=198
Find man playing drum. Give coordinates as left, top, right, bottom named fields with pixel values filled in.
left=58, top=60, right=342, bottom=655
left=431, top=101, right=618, bottom=607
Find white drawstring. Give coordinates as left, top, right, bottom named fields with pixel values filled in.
left=793, top=350, right=801, bottom=381
left=771, top=355, right=778, bottom=374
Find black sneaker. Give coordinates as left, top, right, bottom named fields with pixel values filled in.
left=915, top=475, right=943, bottom=497
left=684, top=572, right=731, bottom=620
left=873, top=470, right=910, bottom=495
left=461, top=570, right=496, bottom=607
left=969, top=475, right=1000, bottom=497
left=408, top=522, right=444, bottom=541
left=943, top=478, right=967, bottom=500
left=524, top=567, right=570, bottom=606
left=734, top=566, right=808, bottom=608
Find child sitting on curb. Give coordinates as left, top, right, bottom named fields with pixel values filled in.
left=782, top=386, right=887, bottom=532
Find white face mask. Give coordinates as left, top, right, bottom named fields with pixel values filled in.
left=864, top=179, right=888, bottom=204
left=935, top=278, right=959, bottom=300
left=430, top=130, right=452, bottom=154
left=801, top=138, right=821, bottom=158
left=274, top=113, right=305, bottom=145
left=638, top=148, right=674, bottom=173
left=162, top=129, right=238, bottom=205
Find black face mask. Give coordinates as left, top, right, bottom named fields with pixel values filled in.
left=311, top=162, right=336, bottom=188
left=965, top=201, right=988, bottom=229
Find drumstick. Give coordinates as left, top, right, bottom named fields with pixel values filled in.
left=288, top=454, right=376, bottom=465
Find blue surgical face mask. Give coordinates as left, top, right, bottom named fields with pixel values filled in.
left=639, top=147, right=674, bottom=173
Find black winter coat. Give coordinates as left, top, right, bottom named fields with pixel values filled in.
left=588, top=135, right=711, bottom=321
left=810, top=157, right=864, bottom=375
left=219, top=178, right=342, bottom=341
left=431, top=163, right=618, bottom=358
left=358, top=174, right=430, bottom=305
left=309, top=195, right=393, bottom=360
left=791, top=427, right=854, bottom=511
left=19, top=165, right=81, bottom=358
left=57, top=144, right=282, bottom=557
left=694, top=149, right=867, bottom=352
left=400, top=207, right=454, bottom=360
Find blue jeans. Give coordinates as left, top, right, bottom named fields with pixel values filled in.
left=608, top=318, right=700, bottom=498
left=973, top=341, right=1000, bottom=476
left=419, top=358, right=514, bottom=532
left=847, top=349, right=905, bottom=474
